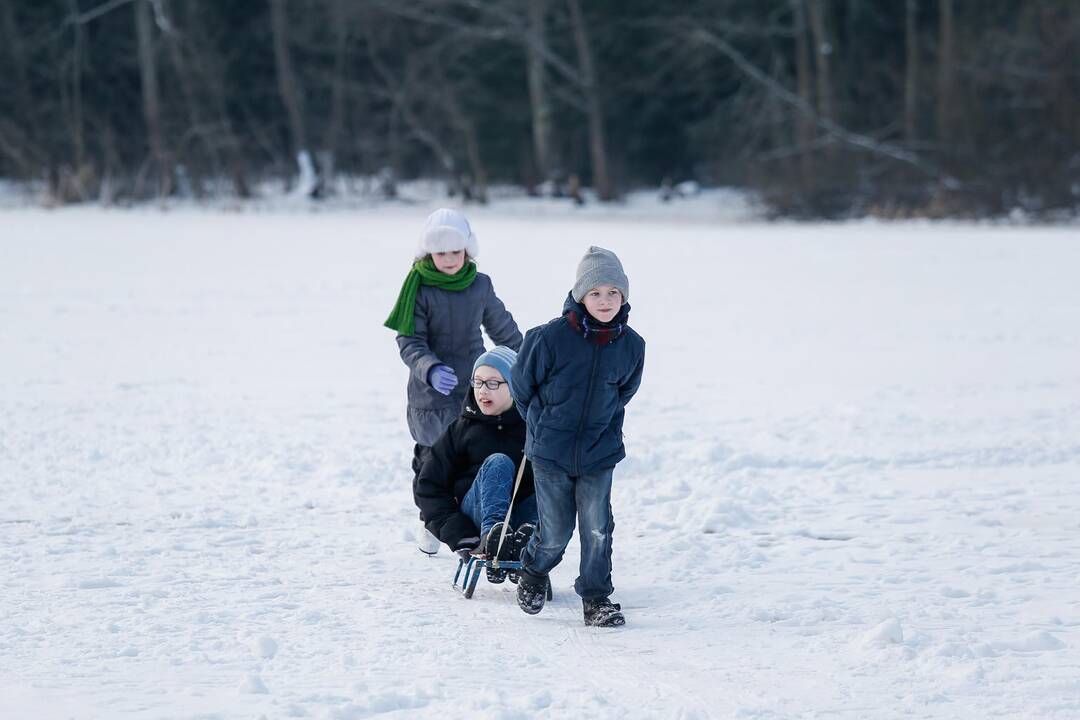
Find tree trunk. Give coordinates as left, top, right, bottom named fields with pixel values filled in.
left=525, top=0, right=555, bottom=186
left=443, top=84, right=488, bottom=203
left=69, top=0, right=86, bottom=171
left=323, top=0, right=349, bottom=188
left=165, top=4, right=217, bottom=196
left=806, top=0, right=835, bottom=125
left=567, top=0, right=613, bottom=201
left=135, top=0, right=170, bottom=197
left=936, top=0, right=954, bottom=145
left=904, top=0, right=919, bottom=143
left=269, top=0, right=312, bottom=191
left=791, top=0, right=815, bottom=189
left=184, top=0, right=249, bottom=198
left=1, top=0, right=31, bottom=128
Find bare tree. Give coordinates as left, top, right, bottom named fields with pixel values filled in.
left=187, top=1, right=251, bottom=198
left=805, top=0, right=835, bottom=125
left=371, top=0, right=618, bottom=199
left=163, top=2, right=216, bottom=196
left=904, top=0, right=919, bottom=143
left=363, top=21, right=458, bottom=183
left=322, top=0, right=350, bottom=187
left=269, top=0, right=316, bottom=194
left=0, top=0, right=32, bottom=149
left=567, top=0, right=613, bottom=200
left=442, top=80, right=488, bottom=203
left=70, top=0, right=87, bottom=169
left=791, top=0, right=815, bottom=189
left=936, top=0, right=954, bottom=145
left=525, top=0, right=555, bottom=186
left=691, top=28, right=945, bottom=178
left=135, top=0, right=170, bottom=196
left=1, top=1, right=1075, bottom=216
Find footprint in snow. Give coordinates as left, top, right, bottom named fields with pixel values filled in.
left=253, top=636, right=278, bottom=659
left=240, top=674, right=269, bottom=694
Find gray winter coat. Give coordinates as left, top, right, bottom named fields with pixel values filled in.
left=396, top=272, right=522, bottom=446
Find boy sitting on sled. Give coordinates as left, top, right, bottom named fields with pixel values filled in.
left=413, top=347, right=538, bottom=582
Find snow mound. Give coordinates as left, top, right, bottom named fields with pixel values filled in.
left=991, top=631, right=1066, bottom=652
left=253, top=636, right=278, bottom=660
left=860, top=619, right=904, bottom=648
left=240, top=674, right=269, bottom=694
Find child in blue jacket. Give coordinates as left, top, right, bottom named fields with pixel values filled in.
left=510, top=246, right=645, bottom=627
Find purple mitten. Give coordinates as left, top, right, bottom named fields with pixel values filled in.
left=428, top=364, right=458, bottom=395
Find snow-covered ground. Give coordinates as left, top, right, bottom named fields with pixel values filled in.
left=2, top=206, right=1079, bottom=719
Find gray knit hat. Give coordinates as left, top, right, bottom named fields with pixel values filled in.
left=571, top=246, right=629, bottom=303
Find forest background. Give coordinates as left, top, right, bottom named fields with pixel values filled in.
left=0, top=0, right=1077, bottom=218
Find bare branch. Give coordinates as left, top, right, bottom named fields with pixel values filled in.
left=691, top=27, right=958, bottom=186
left=150, top=0, right=177, bottom=36
left=362, top=23, right=455, bottom=174
left=64, top=0, right=136, bottom=26
left=373, top=1, right=586, bottom=91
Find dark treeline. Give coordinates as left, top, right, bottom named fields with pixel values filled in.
left=0, top=0, right=1077, bottom=217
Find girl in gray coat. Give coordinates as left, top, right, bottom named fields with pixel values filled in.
left=385, top=208, right=522, bottom=553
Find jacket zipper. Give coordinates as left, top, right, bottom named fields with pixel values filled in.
left=572, top=344, right=601, bottom=476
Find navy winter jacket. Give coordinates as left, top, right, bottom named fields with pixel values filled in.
left=511, top=293, right=645, bottom=477
left=414, top=391, right=535, bottom=549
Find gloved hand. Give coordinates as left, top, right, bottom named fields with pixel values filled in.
left=454, top=536, right=480, bottom=560
left=428, top=364, right=458, bottom=396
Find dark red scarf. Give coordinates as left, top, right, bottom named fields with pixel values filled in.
left=565, top=306, right=629, bottom=346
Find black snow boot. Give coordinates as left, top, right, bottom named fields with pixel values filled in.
left=516, top=571, right=549, bottom=615
left=507, top=523, right=536, bottom=584
left=583, top=597, right=625, bottom=627
left=483, top=522, right=513, bottom=584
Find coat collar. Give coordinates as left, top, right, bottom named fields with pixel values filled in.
left=562, top=292, right=630, bottom=345
left=460, top=390, right=523, bottom=426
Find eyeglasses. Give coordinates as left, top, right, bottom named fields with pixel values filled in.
left=470, top=379, right=508, bottom=390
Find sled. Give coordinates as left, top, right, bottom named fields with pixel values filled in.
left=452, top=455, right=551, bottom=600
left=452, top=554, right=553, bottom=601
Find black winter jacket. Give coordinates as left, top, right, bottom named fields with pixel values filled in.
left=511, top=293, right=645, bottom=477
left=414, top=391, right=535, bottom=549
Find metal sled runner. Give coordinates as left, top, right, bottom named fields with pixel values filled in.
left=452, top=555, right=553, bottom=601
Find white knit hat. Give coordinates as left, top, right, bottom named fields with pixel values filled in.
left=416, top=208, right=479, bottom=260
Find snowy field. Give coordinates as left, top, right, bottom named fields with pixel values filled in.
left=2, top=206, right=1079, bottom=719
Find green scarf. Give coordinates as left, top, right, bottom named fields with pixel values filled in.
left=384, top=258, right=478, bottom=336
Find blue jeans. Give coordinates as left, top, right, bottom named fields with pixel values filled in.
left=521, top=463, right=615, bottom=601
left=460, top=453, right=539, bottom=537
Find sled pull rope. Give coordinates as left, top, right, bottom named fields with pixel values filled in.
left=493, top=455, right=527, bottom=569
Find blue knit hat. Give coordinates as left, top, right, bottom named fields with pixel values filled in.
left=472, top=346, right=517, bottom=385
